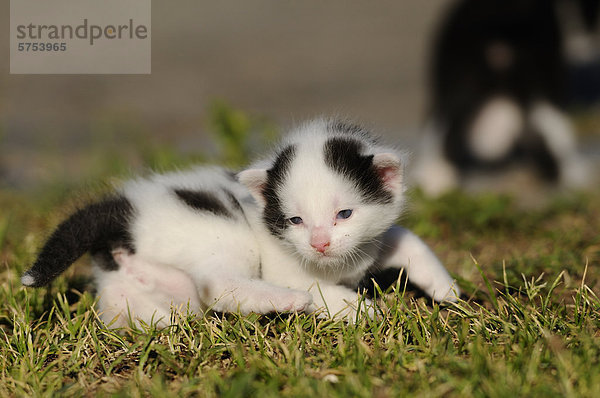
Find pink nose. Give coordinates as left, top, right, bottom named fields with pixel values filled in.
left=311, top=241, right=330, bottom=253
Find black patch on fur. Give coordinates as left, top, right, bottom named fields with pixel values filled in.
left=223, top=188, right=250, bottom=225
left=174, top=189, right=232, bottom=218
left=263, top=145, right=296, bottom=237
left=92, top=250, right=122, bottom=272
left=23, top=196, right=135, bottom=287
left=225, top=170, right=238, bottom=182
left=580, top=0, right=600, bottom=31
left=327, top=120, right=381, bottom=146
left=324, top=137, right=393, bottom=204
left=355, top=268, right=429, bottom=301
left=223, top=189, right=244, bottom=214
left=328, top=120, right=367, bottom=136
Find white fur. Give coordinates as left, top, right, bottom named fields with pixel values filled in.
left=21, top=274, right=34, bottom=286
left=94, top=249, right=201, bottom=328
left=468, top=97, right=523, bottom=162
left=565, top=32, right=599, bottom=63
left=91, top=120, right=459, bottom=326
left=411, top=121, right=459, bottom=197
left=528, top=102, right=592, bottom=188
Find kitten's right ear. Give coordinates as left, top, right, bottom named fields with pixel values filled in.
left=237, top=169, right=268, bottom=206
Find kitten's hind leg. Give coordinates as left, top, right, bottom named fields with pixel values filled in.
left=94, top=250, right=201, bottom=328
left=377, top=226, right=460, bottom=302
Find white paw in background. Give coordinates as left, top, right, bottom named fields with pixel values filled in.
left=413, top=151, right=459, bottom=197
left=561, top=156, right=593, bottom=190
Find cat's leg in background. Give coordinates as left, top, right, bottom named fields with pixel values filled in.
left=411, top=121, right=459, bottom=197
left=529, top=102, right=592, bottom=188
left=377, top=226, right=460, bottom=302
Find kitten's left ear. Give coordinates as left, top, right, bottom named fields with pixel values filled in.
left=237, top=169, right=268, bottom=206
left=373, top=153, right=403, bottom=193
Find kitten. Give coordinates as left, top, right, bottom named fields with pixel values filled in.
left=413, top=0, right=595, bottom=196
left=237, top=120, right=459, bottom=317
left=22, top=119, right=459, bottom=326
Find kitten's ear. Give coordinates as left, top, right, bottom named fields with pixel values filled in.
left=373, top=153, right=403, bottom=193
left=237, top=169, right=268, bottom=206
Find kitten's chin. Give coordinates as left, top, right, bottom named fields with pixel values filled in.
left=305, top=251, right=354, bottom=270
left=293, top=243, right=362, bottom=270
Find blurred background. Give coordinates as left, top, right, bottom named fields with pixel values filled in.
left=0, top=0, right=598, bottom=193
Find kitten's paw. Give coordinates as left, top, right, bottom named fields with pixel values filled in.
left=312, top=298, right=377, bottom=322
left=428, top=278, right=461, bottom=303
left=276, top=291, right=313, bottom=312
left=345, top=298, right=378, bottom=322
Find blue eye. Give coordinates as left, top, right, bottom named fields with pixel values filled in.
left=336, top=209, right=353, bottom=219
left=289, top=216, right=303, bottom=225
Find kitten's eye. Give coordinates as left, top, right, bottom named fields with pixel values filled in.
left=336, top=209, right=353, bottom=220
left=289, top=216, right=303, bottom=225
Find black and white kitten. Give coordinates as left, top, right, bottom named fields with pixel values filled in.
left=413, top=0, right=596, bottom=196
left=22, top=119, right=459, bottom=326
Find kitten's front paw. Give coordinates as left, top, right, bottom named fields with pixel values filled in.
left=428, top=278, right=461, bottom=303
left=312, top=298, right=377, bottom=322
left=269, top=290, right=313, bottom=313
left=340, top=300, right=377, bottom=323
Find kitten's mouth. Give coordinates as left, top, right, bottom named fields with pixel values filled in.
left=313, top=251, right=343, bottom=264
left=302, top=246, right=343, bottom=265
left=315, top=249, right=339, bottom=260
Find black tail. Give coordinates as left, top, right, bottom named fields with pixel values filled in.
left=21, top=196, right=135, bottom=287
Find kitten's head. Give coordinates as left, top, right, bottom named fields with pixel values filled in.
left=239, top=119, right=405, bottom=269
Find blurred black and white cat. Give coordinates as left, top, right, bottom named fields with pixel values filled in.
left=414, top=0, right=599, bottom=196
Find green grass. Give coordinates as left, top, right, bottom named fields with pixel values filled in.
left=2, top=187, right=599, bottom=397
left=1, top=108, right=599, bottom=396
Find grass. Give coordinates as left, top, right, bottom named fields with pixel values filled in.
left=1, top=109, right=599, bottom=396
